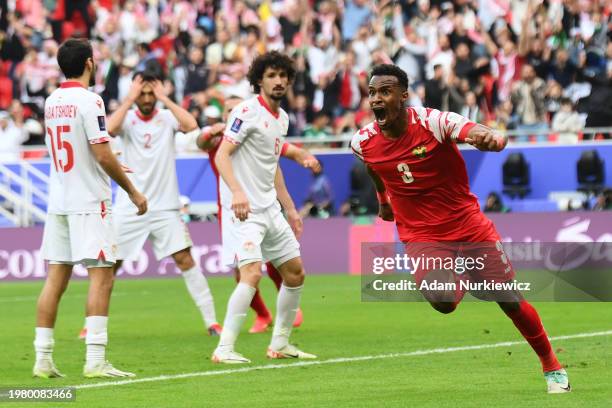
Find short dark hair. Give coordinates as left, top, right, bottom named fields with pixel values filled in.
left=247, top=51, right=296, bottom=93
left=57, top=38, right=93, bottom=79
left=369, top=64, right=409, bottom=90
left=133, top=69, right=160, bottom=82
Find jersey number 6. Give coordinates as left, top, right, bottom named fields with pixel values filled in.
left=397, top=162, right=414, bottom=184
left=47, top=125, right=74, bottom=173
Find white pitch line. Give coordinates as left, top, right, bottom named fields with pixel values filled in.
left=71, top=329, right=612, bottom=390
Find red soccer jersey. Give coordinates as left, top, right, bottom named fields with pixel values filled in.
left=351, top=107, right=494, bottom=243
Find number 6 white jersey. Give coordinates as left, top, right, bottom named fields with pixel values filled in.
left=44, top=81, right=111, bottom=214
left=219, top=95, right=289, bottom=212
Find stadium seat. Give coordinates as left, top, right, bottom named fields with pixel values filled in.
left=577, top=150, right=605, bottom=195
left=502, top=153, right=531, bottom=199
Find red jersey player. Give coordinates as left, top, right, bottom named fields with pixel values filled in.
left=351, top=64, right=569, bottom=394
left=197, top=96, right=320, bottom=333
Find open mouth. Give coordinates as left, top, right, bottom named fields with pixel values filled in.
left=372, top=106, right=387, bottom=126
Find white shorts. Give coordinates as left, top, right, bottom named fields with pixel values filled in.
left=41, top=212, right=116, bottom=267
left=114, top=210, right=192, bottom=261
left=221, top=202, right=300, bottom=269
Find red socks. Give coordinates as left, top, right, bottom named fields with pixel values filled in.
left=266, top=262, right=283, bottom=290
left=503, top=301, right=562, bottom=372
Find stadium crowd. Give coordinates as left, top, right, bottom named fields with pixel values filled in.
left=0, top=0, right=611, bottom=159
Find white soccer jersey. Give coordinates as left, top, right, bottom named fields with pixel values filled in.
left=44, top=81, right=111, bottom=214
left=113, top=108, right=181, bottom=213
left=219, top=95, right=289, bottom=212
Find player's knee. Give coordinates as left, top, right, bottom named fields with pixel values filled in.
left=173, top=249, right=195, bottom=271
left=498, top=301, right=521, bottom=314
left=239, top=263, right=263, bottom=286
left=431, top=302, right=457, bottom=314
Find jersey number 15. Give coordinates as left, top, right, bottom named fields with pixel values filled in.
left=47, top=125, right=74, bottom=173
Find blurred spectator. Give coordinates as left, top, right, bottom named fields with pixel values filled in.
left=299, top=163, right=334, bottom=219
left=483, top=192, right=510, bottom=213
left=551, top=98, right=584, bottom=143
left=459, top=91, right=482, bottom=123
left=303, top=111, right=332, bottom=140
left=340, top=160, right=377, bottom=217
left=511, top=64, right=547, bottom=141
left=593, top=189, right=612, bottom=211
left=0, top=110, right=28, bottom=162
left=288, top=93, right=313, bottom=138
left=342, top=0, right=372, bottom=42
left=425, top=64, right=448, bottom=111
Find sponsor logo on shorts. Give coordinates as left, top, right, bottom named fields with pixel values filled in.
left=243, top=241, right=255, bottom=252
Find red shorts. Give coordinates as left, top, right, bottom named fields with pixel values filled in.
left=406, top=225, right=515, bottom=302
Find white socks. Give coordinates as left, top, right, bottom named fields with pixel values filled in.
left=182, top=266, right=218, bottom=327
left=34, top=327, right=54, bottom=363
left=270, top=284, right=303, bottom=351
left=217, top=283, right=256, bottom=352
left=85, top=316, right=108, bottom=366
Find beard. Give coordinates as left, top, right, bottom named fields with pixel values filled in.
left=88, top=63, right=96, bottom=87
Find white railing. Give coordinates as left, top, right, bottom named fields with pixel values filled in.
left=0, top=162, right=48, bottom=226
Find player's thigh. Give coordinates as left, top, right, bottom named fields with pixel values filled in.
left=221, top=207, right=266, bottom=269
left=41, top=214, right=72, bottom=263
left=407, top=242, right=465, bottom=304
left=149, top=211, right=193, bottom=261
left=114, top=211, right=150, bottom=261
left=461, top=234, right=517, bottom=302
left=261, top=205, right=301, bottom=270
left=67, top=213, right=117, bottom=265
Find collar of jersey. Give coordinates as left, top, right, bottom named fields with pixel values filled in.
left=257, top=95, right=279, bottom=119
left=136, top=109, right=158, bottom=122
left=60, top=81, right=85, bottom=89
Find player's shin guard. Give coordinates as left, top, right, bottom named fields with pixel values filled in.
left=34, top=327, right=55, bottom=363
left=266, top=262, right=283, bottom=290
left=270, top=284, right=302, bottom=350
left=503, top=301, right=562, bottom=372
left=85, top=316, right=108, bottom=366
left=218, top=283, right=256, bottom=351
left=182, top=266, right=218, bottom=327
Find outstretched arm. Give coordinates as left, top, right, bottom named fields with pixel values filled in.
left=464, top=124, right=508, bottom=152
left=281, top=143, right=321, bottom=172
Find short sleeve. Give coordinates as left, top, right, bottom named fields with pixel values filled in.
left=223, top=101, right=255, bottom=144
left=410, top=107, right=476, bottom=143
left=81, top=94, right=110, bottom=144
left=351, top=123, right=376, bottom=161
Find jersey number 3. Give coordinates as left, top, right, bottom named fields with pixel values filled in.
left=397, top=162, right=414, bottom=184
left=47, top=125, right=74, bottom=173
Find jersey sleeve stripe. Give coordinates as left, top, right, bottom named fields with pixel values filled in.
left=223, top=135, right=241, bottom=145
left=89, top=137, right=111, bottom=144
left=456, top=121, right=477, bottom=142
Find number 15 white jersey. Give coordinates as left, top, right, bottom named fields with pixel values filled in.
left=44, top=81, right=112, bottom=215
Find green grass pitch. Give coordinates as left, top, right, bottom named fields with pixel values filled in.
left=1, top=275, right=611, bottom=407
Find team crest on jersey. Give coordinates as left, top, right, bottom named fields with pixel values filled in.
left=231, top=118, right=243, bottom=133
left=97, top=116, right=106, bottom=131
left=412, top=145, right=427, bottom=159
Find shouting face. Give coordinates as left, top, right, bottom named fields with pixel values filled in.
left=368, top=75, right=408, bottom=130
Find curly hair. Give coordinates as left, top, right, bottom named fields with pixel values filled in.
left=247, top=51, right=296, bottom=94
left=369, top=64, right=409, bottom=90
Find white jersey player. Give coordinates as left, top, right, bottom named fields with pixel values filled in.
left=105, top=71, right=221, bottom=336
left=34, top=39, right=147, bottom=379
left=212, top=51, right=316, bottom=363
